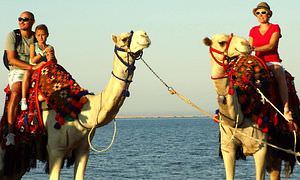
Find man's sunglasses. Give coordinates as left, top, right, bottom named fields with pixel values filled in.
left=255, top=11, right=267, bottom=15
left=18, top=17, right=30, bottom=22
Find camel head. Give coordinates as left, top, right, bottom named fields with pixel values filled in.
left=203, top=34, right=251, bottom=60
left=112, top=30, right=151, bottom=53
left=203, top=34, right=252, bottom=78
left=109, top=30, right=151, bottom=98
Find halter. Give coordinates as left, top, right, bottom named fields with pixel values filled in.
left=112, top=31, right=144, bottom=97
left=210, top=33, right=239, bottom=95
left=209, top=33, right=235, bottom=74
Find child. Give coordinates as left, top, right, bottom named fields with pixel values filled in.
left=20, top=24, right=54, bottom=110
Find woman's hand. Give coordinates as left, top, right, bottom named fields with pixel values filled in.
left=32, top=61, right=46, bottom=70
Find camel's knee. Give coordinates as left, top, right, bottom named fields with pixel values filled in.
left=47, top=147, right=64, bottom=164
left=254, top=144, right=267, bottom=158
left=268, top=170, right=280, bottom=180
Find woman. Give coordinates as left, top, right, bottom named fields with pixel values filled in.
left=249, top=2, right=293, bottom=121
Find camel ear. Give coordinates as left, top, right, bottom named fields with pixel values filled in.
left=112, top=35, right=118, bottom=44
left=203, top=37, right=212, bottom=46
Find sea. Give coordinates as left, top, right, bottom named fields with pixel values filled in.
left=22, top=117, right=300, bottom=180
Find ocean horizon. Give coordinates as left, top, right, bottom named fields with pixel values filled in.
left=115, top=115, right=203, bottom=119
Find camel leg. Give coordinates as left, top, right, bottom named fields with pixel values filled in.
left=253, top=145, right=267, bottom=180
left=48, top=148, right=64, bottom=180
left=268, top=163, right=281, bottom=180
left=221, top=147, right=237, bottom=180
left=266, top=154, right=281, bottom=180
left=74, top=147, right=89, bottom=180
left=0, top=148, right=23, bottom=180
left=220, top=124, right=237, bottom=180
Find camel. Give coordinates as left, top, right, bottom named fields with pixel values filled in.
left=203, top=34, right=267, bottom=180
left=0, top=30, right=151, bottom=180
left=203, top=33, right=300, bottom=180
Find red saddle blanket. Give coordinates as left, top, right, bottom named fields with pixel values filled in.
left=1, top=61, right=89, bottom=144
left=230, top=55, right=300, bottom=133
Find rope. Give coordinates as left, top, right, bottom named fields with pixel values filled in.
left=80, top=92, right=117, bottom=153
left=256, top=86, right=299, bottom=161
left=141, top=57, right=221, bottom=122
left=227, top=123, right=300, bottom=156
left=223, top=114, right=239, bottom=146
left=86, top=49, right=141, bottom=153
left=140, top=57, right=300, bottom=157
left=140, top=57, right=171, bottom=90
left=88, top=119, right=117, bottom=153
left=256, top=87, right=291, bottom=123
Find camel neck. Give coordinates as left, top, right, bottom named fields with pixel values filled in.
left=94, top=53, right=134, bottom=127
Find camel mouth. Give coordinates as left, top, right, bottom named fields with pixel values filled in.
left=137, top=40, right=151, bottom=48
left=234, top=48, right=251, bottom=55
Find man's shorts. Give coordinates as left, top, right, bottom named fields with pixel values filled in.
left=8, top=69, right=25, bottom=88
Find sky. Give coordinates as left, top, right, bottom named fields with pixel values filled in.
left=0, top=0, right=300, bottom=117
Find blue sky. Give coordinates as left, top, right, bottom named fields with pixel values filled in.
left=0, top=0, right=300, bottom=116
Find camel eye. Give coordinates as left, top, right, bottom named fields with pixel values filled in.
left=241, top=41, right=250, bottom=46
left=219, top=41, right=227, bottom=47
left=121, top=37, right=129, bottom=42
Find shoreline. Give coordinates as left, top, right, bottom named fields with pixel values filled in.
left=115, top=115, right=202, bottom=119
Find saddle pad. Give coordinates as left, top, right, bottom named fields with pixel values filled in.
left=231, top=55, right=273, bottom=132
left=34, top=61, right=89, bottom=125
left=14, top=61, right=89, bottom=135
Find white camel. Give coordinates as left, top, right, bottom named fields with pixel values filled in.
left=203, top=34, right=267, bottom=180
left=0, top=30, right=151, bottom=180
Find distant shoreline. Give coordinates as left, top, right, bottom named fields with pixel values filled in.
left=115, top=115, right=203, bottom=119
left=0, top=115, right=206, bottom=120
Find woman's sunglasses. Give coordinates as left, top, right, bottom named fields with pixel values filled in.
left=255, top=11, right=267, bottom=15
left=18, top=17, right=30, bottom=22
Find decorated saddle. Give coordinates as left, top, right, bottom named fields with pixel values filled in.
left=230, top=55, right=300, bottom=133
left=1, top=61, right=89, bottom=144
left=228, top=54, right=300, bottom=171
left=0, top=61, right=90, bottom=175
left=230, top=55, right=274, bottom=132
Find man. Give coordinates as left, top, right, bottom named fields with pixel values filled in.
left=4, top=11, right=44, bottom=145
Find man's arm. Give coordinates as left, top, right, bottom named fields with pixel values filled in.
left=7, top=50, right=33, bottom=70
left=5, top=31, right=33, bottom=70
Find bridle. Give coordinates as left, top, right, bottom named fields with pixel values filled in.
left=112, top=31, right=144, bottom=97
left=210, top=33, right=239, bottom=95
left=209, top=33, right=237, bottom=78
